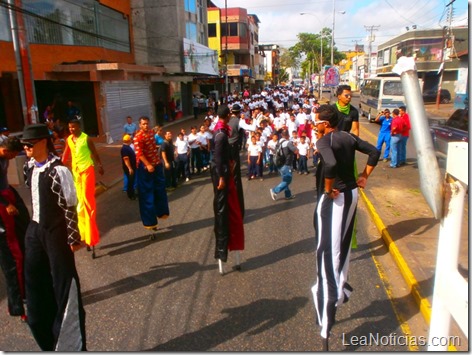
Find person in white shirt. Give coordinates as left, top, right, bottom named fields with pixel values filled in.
left=188, top=126, right=202, bottom=174
left=296, top=109, right=308, bottom=135
left=297, top=136, right=310, bottom=175
left=273, top=110, right=286, bottom=132
left=246, top=135, right=262, bottom=180
left=287, top=113, right=299, bottom=139
left=197, top=125, right=210, bottom=170
left=267, top=133, right=278, bottom=174
left=175, top=132, right=190, bottom=182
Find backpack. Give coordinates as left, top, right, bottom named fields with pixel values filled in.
left=274, top=139, right=286, bottom=168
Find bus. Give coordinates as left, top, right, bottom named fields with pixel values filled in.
left=359, top=76, right=423, bottom=122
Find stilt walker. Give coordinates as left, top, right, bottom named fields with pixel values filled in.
left=311, top=105, right=379, bottom=349
left=133, top=116, right=169, bottom=239
left=211, top=105, right=244, bottom=275
left=22, top=124, right=87, bottom=351
left=62, top=118, right=103, bottom=259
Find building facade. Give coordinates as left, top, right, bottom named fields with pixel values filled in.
left=0, top=0, right=218, bottom=141
left=207, top=5, right=260, bottom=96
left=376, top=26, right=469, bottom=105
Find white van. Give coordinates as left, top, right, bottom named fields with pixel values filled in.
left=359, top=76, right=423, bottom=122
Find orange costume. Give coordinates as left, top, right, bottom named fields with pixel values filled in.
left=66, top=132, right=100, bottom=246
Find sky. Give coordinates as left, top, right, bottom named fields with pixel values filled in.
left=210, top=0, right=469, bottom=52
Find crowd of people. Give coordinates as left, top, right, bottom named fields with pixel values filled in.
left=0, top=83, right=412, bottom=350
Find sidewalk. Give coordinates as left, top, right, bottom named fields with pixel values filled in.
left=93, top=104, right=466, bottom=344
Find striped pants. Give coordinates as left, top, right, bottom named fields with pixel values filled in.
left=312, top=188, right=358, bottom=339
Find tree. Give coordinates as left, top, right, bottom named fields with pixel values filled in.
left=287, top=29, right=346, bottom=80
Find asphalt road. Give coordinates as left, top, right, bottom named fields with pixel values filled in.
left=1, top=159, right=415, bottom=351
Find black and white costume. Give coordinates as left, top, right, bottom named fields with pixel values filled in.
left=23, top=154, right=86, bottom=351
left=312, top=131, right=379, bottom=340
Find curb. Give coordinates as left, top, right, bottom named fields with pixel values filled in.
left=359, top=190, right=433, bottom=323
left=360, top=190, right=461, bottom=350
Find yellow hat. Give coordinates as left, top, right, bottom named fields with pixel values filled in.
left=123, top=134, right=132, bottom=142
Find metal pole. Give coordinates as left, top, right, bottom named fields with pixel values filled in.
left=224, top=0, right=229, bottom=98
left=436, top=3, right=453, bottom=109
left=331, top=0, right=335, bottom=67
left=8, top=0, right=37, bottom=125
left=319, top=34, right=323, bottom=100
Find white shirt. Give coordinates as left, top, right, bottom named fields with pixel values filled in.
left=267, top=139, right=277, bottom=155
left=188, top=132, right=200, bottom=149
left=175, top=137, right=189, bottom=154
left=298, top=142, right=309, bottom=156
left=247, top=142, right=262, bottom=157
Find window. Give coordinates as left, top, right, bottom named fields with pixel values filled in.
left=16, top=0, right=130, bottom=52
left=220, top=22, right=239, bottom=37
left=186, top=22, right=197, bottom=42
left=383, top=81, right=403, bottom=96
left=184, top=0, right=197, bottom=14
left=208, top=23, right=216, bottom=37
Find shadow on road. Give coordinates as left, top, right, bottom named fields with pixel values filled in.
left=146, top=296, right=308, bottom=351
left=81, top=262, right=216, bottom=306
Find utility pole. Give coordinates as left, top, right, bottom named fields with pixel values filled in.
left=352, top=39, right=360, bottom=90
left=224, top=0, right=229, bottom=99
left=7, top=0, right=38, bottom=125
left=364, top=25, right=380, bottom=78
left=436, top=0, right=455, bottom=109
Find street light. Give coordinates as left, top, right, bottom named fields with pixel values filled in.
left=331, top=0, right=346, bottom=66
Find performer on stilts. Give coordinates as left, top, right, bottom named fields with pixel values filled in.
left=133, top=116, right=169, bottom=239
left=211, top=105, right=245, bottom=275
left=311, top=105, right=379, bottom=350
left=62, top=117, right=103, bottom=258
left=22, top=124, right=87, bottom=351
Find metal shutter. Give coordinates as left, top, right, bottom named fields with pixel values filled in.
left=102, top=81, right=154, bottom=143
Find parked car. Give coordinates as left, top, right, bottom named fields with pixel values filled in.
left=423, top=88, right=451, bottom=104
left=430, top=108, right=468, bottom=159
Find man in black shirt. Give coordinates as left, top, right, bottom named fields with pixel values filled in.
left=160, top=131, right=177, bottom=190
left=311, top=104, right=379, bottom=350
left=332, top=85, right=359, bottom=136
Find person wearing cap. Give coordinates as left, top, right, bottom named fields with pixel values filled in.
left=211, top=105, right=244, bottom=274
left=62, top=118, right=103, bottom=253
left=21, top=123, right=86, bottom=351
left=121, top=134, right=136, bottom=200
left=0, top=137, right=29, bottom=322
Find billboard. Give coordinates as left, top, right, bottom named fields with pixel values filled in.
left=324, top=66, right=340, bottom=87
left=183, top=39, right=218, bottom=76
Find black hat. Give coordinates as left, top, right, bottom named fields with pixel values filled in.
left=217, top=105, right=230, bottom=117
left=21, top=124, right=51, bottom=141
left=231, top=104, right=241, bottom=113
left=0, top=127, right=9, bottom=133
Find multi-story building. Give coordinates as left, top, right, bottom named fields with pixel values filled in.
left=339, top=47, right=365, bottom=91
left=132, top=0, right=218, bottom=123
left=259, top=44, right=280, bottom=87
left=1, top=0, right=218, bottom=141
left=376, top=26, right=468, bottom=105
left=207, top=4, right=259, bottom=95
left=0, top=0, right=166, bottom=140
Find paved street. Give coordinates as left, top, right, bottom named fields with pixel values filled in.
left=0, top=154, right=413, bottom=351
left=0, top=98, right=467, bottom=351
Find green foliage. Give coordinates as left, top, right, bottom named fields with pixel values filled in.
left=280, top=28, right=346, bottom=78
